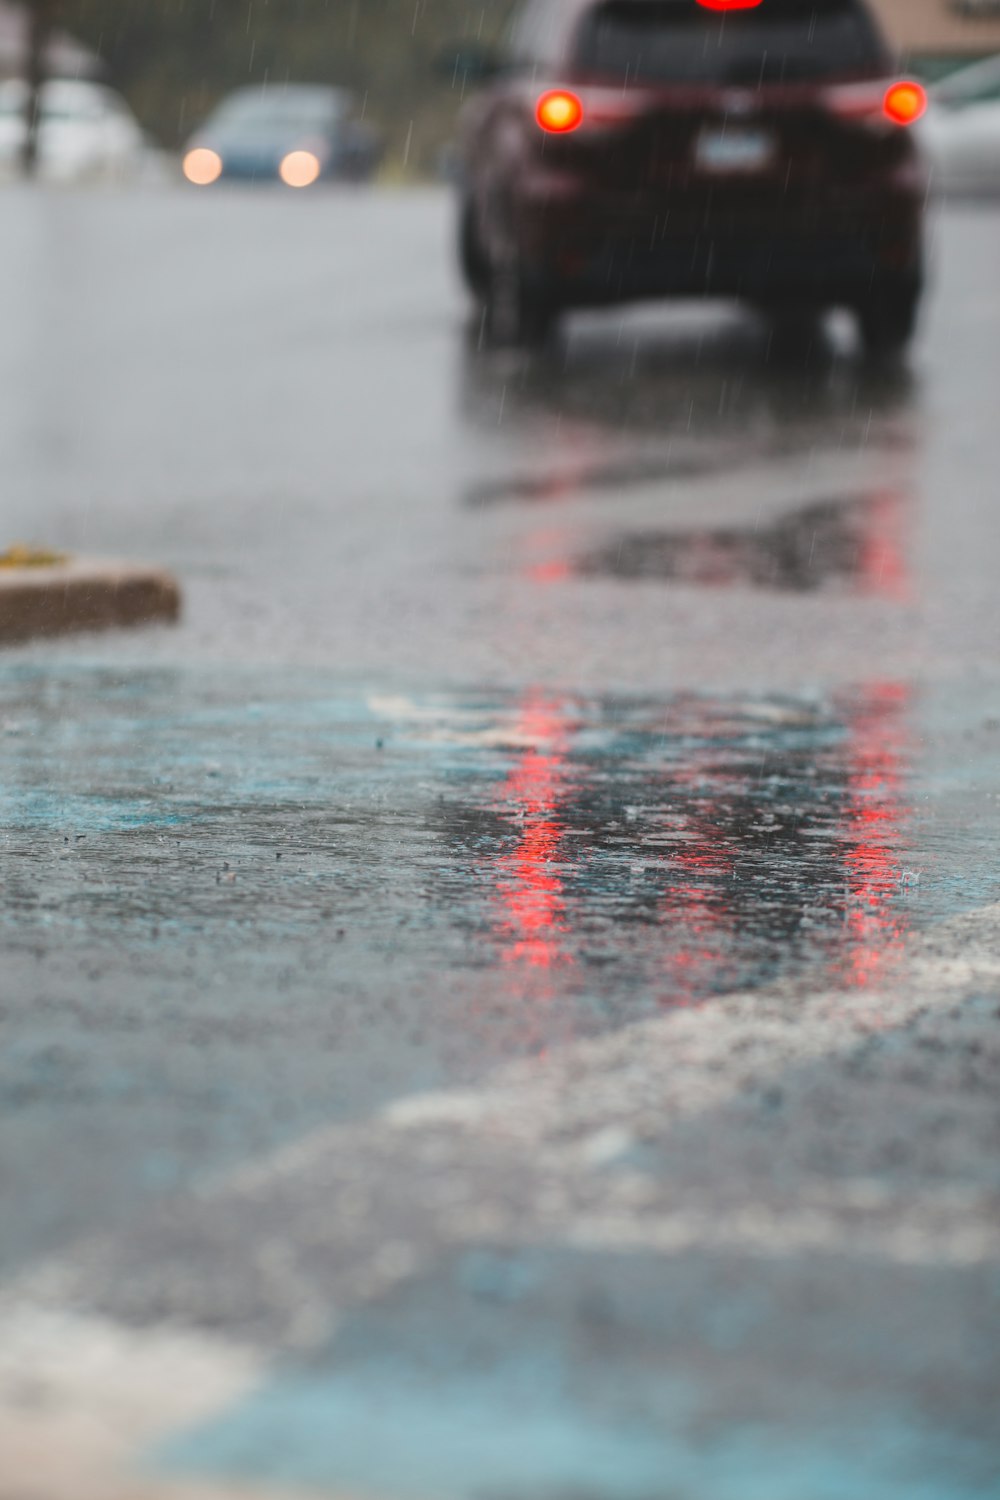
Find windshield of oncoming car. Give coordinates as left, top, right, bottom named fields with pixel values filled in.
left=574, top=0, right=890, bottom=86
left=211, top=91, right=344, bottom=133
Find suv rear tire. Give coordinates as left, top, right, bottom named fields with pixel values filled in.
left=460, top=197, right=556, bottom=348
left=857, top=281, right=921, bottom=358
left=458, top=197, right=490, bottom=299
left=483, top=258, right=556, bottom=349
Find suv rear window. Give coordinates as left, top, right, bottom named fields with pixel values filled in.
left=574, top=0, right=889, bottom=86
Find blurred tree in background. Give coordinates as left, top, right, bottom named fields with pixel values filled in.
left=21, top=0, right=58, bottom=174
left=63, top=0, right=517, bottom=173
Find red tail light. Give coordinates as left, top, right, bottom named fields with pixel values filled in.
left=883, top=81, right=927, bottom=126
left=536, top=90, right=584, bottom=134
left=825, top=79, right=928, bottom=129
left=696, top=0, right=764, bottom=9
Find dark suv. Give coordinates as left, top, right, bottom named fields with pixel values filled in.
left=455, top=0, right=928, bottom=351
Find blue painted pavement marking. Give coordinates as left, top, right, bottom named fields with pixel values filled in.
left=155, top=1247, right=1000, bottom=1500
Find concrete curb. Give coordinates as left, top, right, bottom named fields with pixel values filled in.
left=0, top=559, right=181, bottom=645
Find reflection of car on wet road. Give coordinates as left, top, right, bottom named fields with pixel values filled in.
left=924, top=54, right=1000, bottom=198
left=182, top=85, right=382, bottom=188
left=455, top=0, right=928, bottom=354
left=0, top=79, right=146, bottom=184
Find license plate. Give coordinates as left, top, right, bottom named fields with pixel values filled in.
left=694, top=127, right=776, bottom=174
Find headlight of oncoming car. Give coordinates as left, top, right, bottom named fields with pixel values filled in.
left=279, top=150, right=322, bottom=188
left=183, top=147, right=223, bottom=185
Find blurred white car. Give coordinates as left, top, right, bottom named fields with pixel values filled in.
left=0, top=78, right=146, bottom=184
left=923, top=54, right=1000, bottom=198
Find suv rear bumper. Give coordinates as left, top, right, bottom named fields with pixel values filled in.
left=552, top=232, right=920, bottom=305
left=514, top=179, right=924, bottom=306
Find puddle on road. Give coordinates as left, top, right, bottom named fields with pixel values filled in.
left=577, top=491, right=909, bottom=596
left=426, top=684, right=918, bottom=1002
left=3, top=666, right=998, bottom=1265
left=1, top=667, right=985, bottom=1023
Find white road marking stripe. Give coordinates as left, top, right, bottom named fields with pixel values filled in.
left=0, top=1310, right=259, bottom=1500
left=219, top=912, right=1000, bottom=1206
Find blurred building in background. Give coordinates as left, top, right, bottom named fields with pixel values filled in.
left=874, top=0, right=1000, bottom=56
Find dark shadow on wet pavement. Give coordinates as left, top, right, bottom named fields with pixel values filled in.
left=576, top=490, right=910, bottom=595
left=459, top=309, right=918, bottom=511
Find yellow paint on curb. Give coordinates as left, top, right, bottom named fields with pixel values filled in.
left=0, top=544, right=70, bottom=569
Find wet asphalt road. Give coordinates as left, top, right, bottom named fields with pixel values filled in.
left=1, top=187, right=1000, bottom=1499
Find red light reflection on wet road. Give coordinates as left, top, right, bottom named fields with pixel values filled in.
left=494, top=695, right=573, bottom=971
left=859, top=490, right=909, bottom=601
left=487, top=684, right=912, bottom=1003
left=656, top=749, right=736, bottom=1007
left=653, top=686, right=912, bottom=1004
left=841, top=683, right=910, bottom=989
